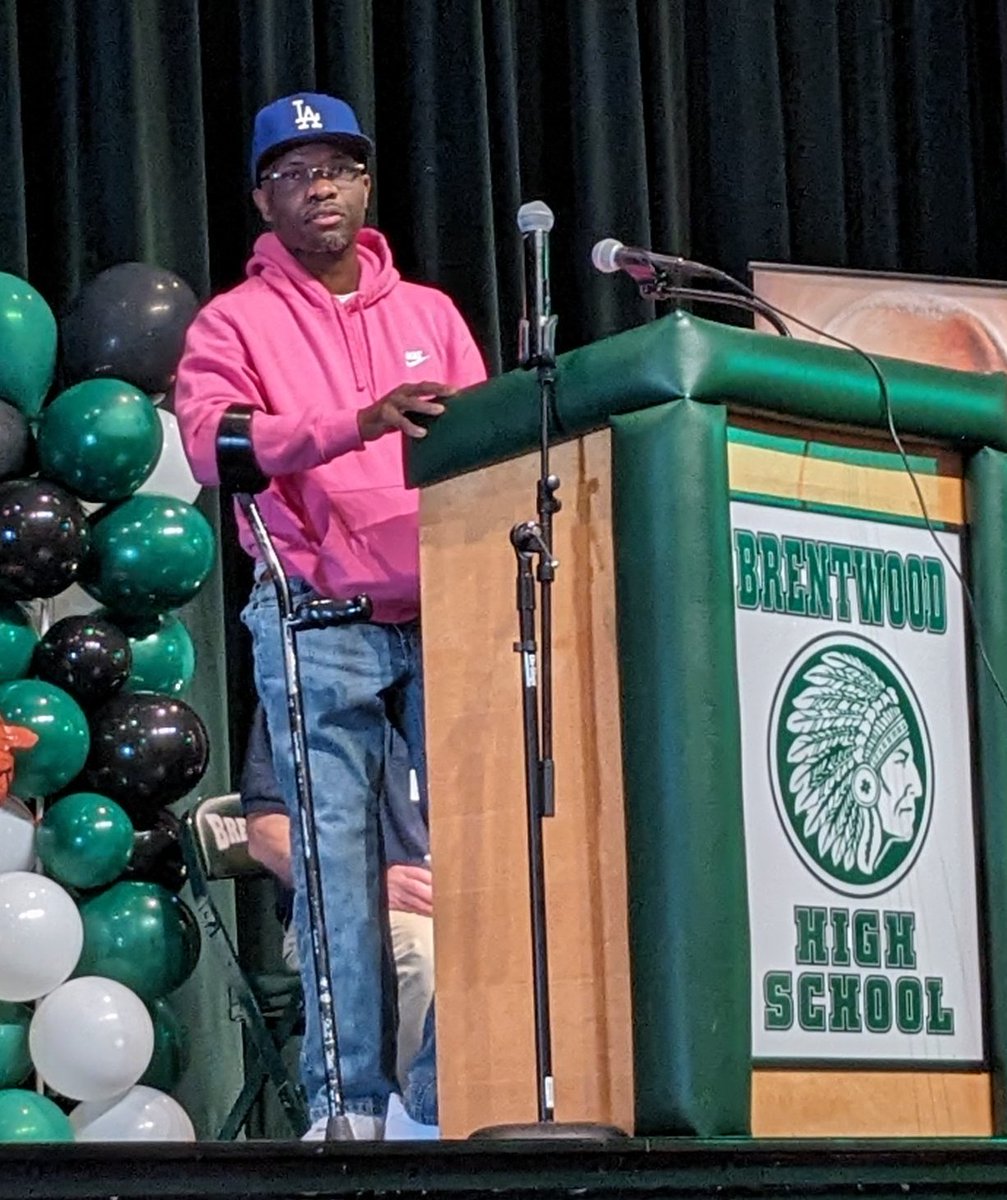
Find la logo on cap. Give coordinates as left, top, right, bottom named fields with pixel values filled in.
left=292, top=98, right=323, bottom=131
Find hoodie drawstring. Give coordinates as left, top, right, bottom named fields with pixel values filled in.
left=332, top=296, right=371, bottom=393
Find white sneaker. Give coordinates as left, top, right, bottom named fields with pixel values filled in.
left=301, top=1111, right=385, bottom=1141
left=383, top=1092, right=441, bottom=1141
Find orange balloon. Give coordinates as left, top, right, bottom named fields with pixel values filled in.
left=0, top=718, right=38, bottom=800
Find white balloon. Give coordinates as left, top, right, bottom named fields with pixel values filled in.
left=30, top=977, right=154, bottom=1101
left=0, top=871, right=82, bottom=1001
left=0, top=799, right=36, bottom=873
left=137, top=410, right=201, bottom=504
left=71, top=1085, right=195, bottom=1142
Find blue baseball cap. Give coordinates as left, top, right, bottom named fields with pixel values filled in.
left=250, top=92, right=373, bottom=184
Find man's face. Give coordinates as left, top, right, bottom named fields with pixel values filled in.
left=252, top=141, right=371, bottom=259
left=877, top=737, right=922, bottom=843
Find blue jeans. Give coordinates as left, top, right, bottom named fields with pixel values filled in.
left=242, top=575, right=437, bottom=1124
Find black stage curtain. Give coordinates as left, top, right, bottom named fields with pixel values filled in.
left=5, top=0, right=1006, bottom=371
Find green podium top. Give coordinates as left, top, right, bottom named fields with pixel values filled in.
left=406, top=310, right=1007, bottom=488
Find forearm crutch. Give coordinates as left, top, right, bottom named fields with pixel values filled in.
left=216, top=406, right=371, bottom=1141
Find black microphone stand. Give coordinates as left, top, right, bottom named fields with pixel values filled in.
left=512, top=320, right=561, bottom=1128
left=473, top=225, right=624, bottom=1141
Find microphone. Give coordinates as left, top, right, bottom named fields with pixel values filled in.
left=591, top=237, right=792, bottom=336
left=518, top=201, right=558, bottom=368
left=591, top=238, right=719, bottom=282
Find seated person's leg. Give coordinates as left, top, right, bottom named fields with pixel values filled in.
left=390, top=908, right=434, bottom=1092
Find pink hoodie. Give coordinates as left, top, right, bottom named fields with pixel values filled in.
left=174, top=229, right=486, bottom=623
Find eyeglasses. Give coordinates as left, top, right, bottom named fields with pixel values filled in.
left=259, top=163, right=366, bottom=189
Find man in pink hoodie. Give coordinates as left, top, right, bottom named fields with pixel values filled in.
left=173, top=92, right=486, bottom=1140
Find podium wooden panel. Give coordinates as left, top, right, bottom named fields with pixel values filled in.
left=419, top=430, right=634, bottom=1137
left=752, top=1071, right=991, bottom=1137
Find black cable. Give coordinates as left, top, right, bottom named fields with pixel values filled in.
left=643, top=262, right=1007, bottom=713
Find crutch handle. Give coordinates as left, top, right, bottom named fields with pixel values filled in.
left=291, top=594, right=372, bottom=630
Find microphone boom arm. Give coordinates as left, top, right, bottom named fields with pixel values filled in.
left=640, top=274, right=792, bottom=338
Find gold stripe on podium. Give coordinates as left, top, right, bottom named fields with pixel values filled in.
left=728, top=438, right=964, bottom=526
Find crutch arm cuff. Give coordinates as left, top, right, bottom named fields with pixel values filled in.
left=216, top=405, right=270, bottom=496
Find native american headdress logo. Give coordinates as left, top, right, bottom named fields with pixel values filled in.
left=769, top=634, right=933, bottom=896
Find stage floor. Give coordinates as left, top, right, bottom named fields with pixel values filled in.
left=6, top=1138, right=1007, bottom=1199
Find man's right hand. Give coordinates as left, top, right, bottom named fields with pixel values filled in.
left=357, top=382, right=456, bottom=442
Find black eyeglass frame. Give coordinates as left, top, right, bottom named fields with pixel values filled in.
left=257, top=162, right=367, bottom=188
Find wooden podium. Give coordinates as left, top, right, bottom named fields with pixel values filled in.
left=408, top=312, right=1007, bottom=1140
left=419, top=428, right=633, bottom=1136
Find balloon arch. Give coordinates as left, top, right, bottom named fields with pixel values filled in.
left=0, top=263, right=210, bottom=1143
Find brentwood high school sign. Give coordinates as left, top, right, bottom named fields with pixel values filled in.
left=732, top=499, right=983, bottom=1062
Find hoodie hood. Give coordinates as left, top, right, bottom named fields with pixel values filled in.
left=246, top=227, right=400, bottom=310
left=246, top=227, right=401, bottom=394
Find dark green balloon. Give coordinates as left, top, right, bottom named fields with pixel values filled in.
left=76, top=879, right=201, bottom=1001
left=0, top=601, right=37, bottom=683
left=36, top=791, right=134, bottom=889
left=121, top=613, right=195, bottom=695
left=0, top=1003, right=32, bottom=1088
left=0, top=1089, right=72, bottom=1142
left=80, top=494, right=215, bottom=618
left=0, top=273, right=57, bottom=419
left=37, top=379, right=163, bottom=503
left=94, top=608, right=195, bottom=695
left=140, top=997, right=189, bottom=1092
left=0, top=679, right=90, bottom=798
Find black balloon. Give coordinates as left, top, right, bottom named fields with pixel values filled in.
left=122, top=808, right=188, bottom=891
left=84, top=691, right=209, bottom=819
left=32, top=615, right=132, bottom=708
left=0, top=400, right=29, bottom=480
left=61, top=263, right=199, bottom=395
left=0, top=479, right=90, bottom=600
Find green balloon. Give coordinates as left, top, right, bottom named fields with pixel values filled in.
left=36, top=791, right=134, bottom=889
left=140, top=997, right=189, bottom=1092
left=0, top=1089, right=72, bottom=1142
left=0, top=601, right=37, bottom=683
left=0, top=679, right=90, bottom=798
left=80, top=493, right=216, bottom=618
left=120, top=612, right=196, bottom=695
left=36, top=379, right=164, bottom=503
left=76, top=879, right=201, bottom=1001
left=0, top=1003, right=32, bottom=1088
left=0, top=274, right=57, bottom=419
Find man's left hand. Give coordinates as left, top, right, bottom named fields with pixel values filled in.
left=386, top=863, right=433, bottom=916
